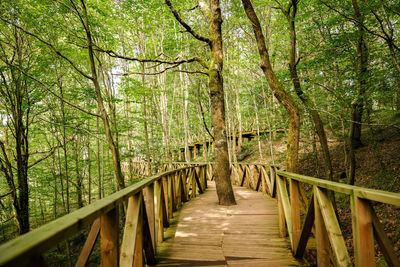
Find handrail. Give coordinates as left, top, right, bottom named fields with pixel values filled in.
left=0, top=164, right=211, bottom=266
left=2, top=161, right=399, bottom=266
left=277, top=170, right=400, bottom=206
left=229, top=163, right=400, bottom=266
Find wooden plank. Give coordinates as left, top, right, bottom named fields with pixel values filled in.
left=142, top=198, right=156, bottom=265
left=133, top=199, right=143, bottom=267
left=270, top=166, right=276, bottom=198
left=101, top=207, right=119, bottom=267
left=157, top=181, right=299, bottom=267
left=351, top=195, right=375, bottom=267
left=290, top=179, right=301, bottom=250
left=162, top=176, right=169, bottom=220
left=181, top=170, right=188, bottom=202
left=370, top=204, right=400, bottom=267
left=277, top=170, right=400, bottom=206
left=154, top=180, right=164, bottom=244
left=314, top=188, right=330, bottom=267
left=276, top=175, right=292, bottom=243
left=315, top=187, right=351, bottom=266
left=120, top=193, right=141, bottom=267
left=170, top=173, right=177, bottom=212
left=144, top=184, right=155, bottom=252
left=176, top=171, right=182, bottom=207
left=261, top=167, right=272, bottom=195
left=75, top=218, right=100, bottom=267
left=240, top=166, right=246, bottom=187
left=193, top=167, right=204, bottom=194
left=294, top=194, right=314, bottom=258
left=160, top=180, right=169, bottom=228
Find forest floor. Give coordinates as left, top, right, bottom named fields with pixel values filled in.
left=239, top=123, right=400, bottom=265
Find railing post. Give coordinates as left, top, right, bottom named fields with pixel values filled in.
left=154, top=180, right=163, bottom=244
left=290, top=179, right=301, bottom=249
left=162, top=176, right=169, bottom=220
left=276, top=173, right=287, bottom=238
left=171, top=172, right=177, bottom=212
left=314, top=186, right=330, bottom=266
left=270, top=166, right=276, bottom=197
left=101, top=207, right=119, bottom=267
left=144, top=184, right=156, bottom=254
left=351, top=195, right=375, bottom=267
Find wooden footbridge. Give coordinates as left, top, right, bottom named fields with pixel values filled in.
left=0, top=163, right=399, bottom=266
left=174, top=128, right=285, bottom=160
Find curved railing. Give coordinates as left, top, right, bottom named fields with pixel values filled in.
left=0, top=164, right=210, bottom=266
left=229, top=163, right=400, bottom=266
left=1, top=161, right=399, bottom=266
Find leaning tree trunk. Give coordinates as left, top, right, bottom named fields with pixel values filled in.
left=81, top=0, right=125, bottom=189
left=285, top=0, right=334, bottom=181
left=242, top=0, right=300, bottom=172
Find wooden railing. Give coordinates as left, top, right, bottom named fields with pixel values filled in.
left=0, top=164, right=210, bottom=266
left=2, top=161, right=399, bottom=266
left=229, top=163, right=400, bottom=266
left=130, top=161, right=210, bottom=178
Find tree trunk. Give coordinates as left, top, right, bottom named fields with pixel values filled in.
left=242, top=0, right=300, bottom=172
left=349, top=0, right=369, bottom=185
left=285, top=0, right=333, bottom=181
left=207, top=0, right=236, bottom=205
left=80, top=0, right=125, bottom=189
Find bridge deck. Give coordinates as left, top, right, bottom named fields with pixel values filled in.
left=157, top=181, right=300, bottom=266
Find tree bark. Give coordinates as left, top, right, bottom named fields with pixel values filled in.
left=284, top=0, right=334, bottom=180
left=242, top=0, right=300, bottom=172
left=349, top=0, right=369, bottom=185
left=80, top=0, right=125, bottom=189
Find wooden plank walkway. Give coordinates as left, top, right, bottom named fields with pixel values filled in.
left=157, top=181, right=300, bottom=266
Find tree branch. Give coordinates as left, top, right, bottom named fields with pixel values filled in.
left=28, top=135, right=76, bottom=168
left=0, top=60, right=101, bottom=117
left=165, top=0, right=211, bottom=45
left=0, top=17, right=93, bottom=80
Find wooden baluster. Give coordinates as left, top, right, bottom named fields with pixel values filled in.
left=314, top=187, right=330, bottom=267
left=142, top=197, right=156, bottom=265
left=171, top=172, right=177, bottom=212
left=255, top=166, right=262, bottom=191
left=351, top=195, right=375, bottom=267
left=203, top=165, right=208, bottom=189
left=176, top=171, right=182, bottom=207
left=181, top=169, right=188, bottom=202
left=144, top=184, right=155, bottom=253
left=370, top=205, right=400, bottom=267
left=120, top=193, right=141, bottom=267
left=270, top=166, right=276, bottom=198
left=290, top=179, right=301, bottom=250
left=277, top=175, right=292, bottom=242
left=76, top=218, right=100, bottom=267
left=240, top=166, right=246, bottom=187
left=261, top=166, right=270, bottom=195
left=162, top=176, right=169, bottom=220
left=101, top=207, right=119, bottom=267
left=154, top=180, right=164, bottom=244
left=277, top=185, right=287, bottom=238
left=133, top=201, right=143, bottom=267
left=192, top=169, right=197, bottom=198
left=294, top=194, right=315, bottom=258
left=315, top=187, right=351, bottom=266
left=193, top=167, right=204, bottom=194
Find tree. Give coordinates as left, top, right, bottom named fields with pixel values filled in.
left=242, top=0, right=300, bottom=173
left=165, top=0, right=236, bottom=205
